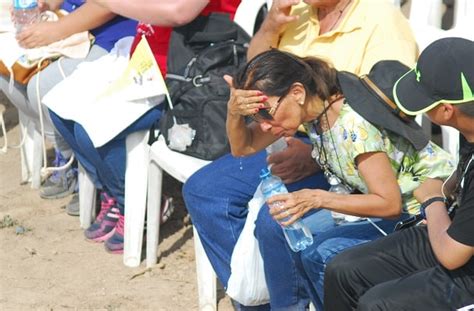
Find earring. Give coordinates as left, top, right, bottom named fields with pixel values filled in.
left=298, top=100, right=304, bottom=106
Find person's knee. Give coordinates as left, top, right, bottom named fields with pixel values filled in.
left=324, top=249, right=358, bottom=284
left=357, top=287, right=387, bottom=311
left=183, top=168, right=211, bottom=207
left=254, top=206, right=281, bottom=241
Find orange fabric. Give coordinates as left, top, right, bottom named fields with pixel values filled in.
left=130, top=0, right=240, bottom=76
left=0, top=59, right=52, bottom=85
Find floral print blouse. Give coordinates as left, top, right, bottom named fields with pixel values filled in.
left=304, top=103, right=455, bottom=215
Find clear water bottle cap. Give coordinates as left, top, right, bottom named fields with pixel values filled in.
left=13, top=0, right=38, bottom=9
left=260, top=168, right=271, bottom=179
left=328, top=175, right=342, bottom=186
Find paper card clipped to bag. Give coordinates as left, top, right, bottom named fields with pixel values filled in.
left=43, top=36, right=167, bottom=147
left=226, top=185, right=270, bottom=306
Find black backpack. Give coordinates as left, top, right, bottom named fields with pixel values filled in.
left=158, top=13, right=250, bottom=160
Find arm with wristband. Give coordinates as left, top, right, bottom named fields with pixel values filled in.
left=414, top=178, right=473, bottom=270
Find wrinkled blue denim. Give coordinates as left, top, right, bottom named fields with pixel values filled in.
left=183, top=147, right=330, bottom=310
left=292, top=210, right=405, bottom=310
left=50, top=107, right=162, bottom=212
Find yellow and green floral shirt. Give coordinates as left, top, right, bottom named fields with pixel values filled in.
left=305, top=103, right=455, bottom=215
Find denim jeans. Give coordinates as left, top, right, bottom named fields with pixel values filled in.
left=50, top=107, right=162, bottom=212
left=292, top=210, right=405, bottom=311
left=183, top=148, right=330, bottom=310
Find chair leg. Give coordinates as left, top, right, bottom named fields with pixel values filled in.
left=17, top=112, right=43, bottom=188
left=19, top=113, right=34, bottom=184
left=31, top=128, right=43, bottom=189
left=146, top=155, right=162, bottom=268
left=441, top=126, right=459, bottom=161
left=123, top=131, right=150, bottom=268
left=79, top=164, right=97, bottom=229
left=193, top=227, right=217, bottom=311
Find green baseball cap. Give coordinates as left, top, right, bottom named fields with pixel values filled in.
left=394, top=37, right=474, bottom=115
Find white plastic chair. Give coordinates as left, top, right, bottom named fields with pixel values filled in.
left=441, top=125, right=460, bottom=161
left=19, top=113, right=43, bottom=188
left=78, top=163, right=97, bottom=228
left=78, top=129, right=150, bottom=240
left=445, top=0, right=474, bottom=40
left=0, top=103, right=6, bottom=153
left=0, top=105, right=43, bottom=188
left=409, top=0, right=444, bottom=29
left=146, top=136, right=214, bottom=309
left=453, top=0, right=474, bottom=30
left=234, top=0, right=268, bottom=35
left=388, top=0, right=401, bottom=8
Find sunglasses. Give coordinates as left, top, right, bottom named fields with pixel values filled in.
left=250, top=92, right=288, bottom=123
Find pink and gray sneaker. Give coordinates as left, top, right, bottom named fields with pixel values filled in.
left=84, top=192, right=120, bottom=242
left=103, top=196, right=175, bottom=254
left=104, top=213, right=124, bottom=254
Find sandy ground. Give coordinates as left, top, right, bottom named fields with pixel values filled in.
left=0, top=92, right=232, bottom=310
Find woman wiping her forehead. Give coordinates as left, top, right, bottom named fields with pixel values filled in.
left=224, top=49, right=455, bottom=307
left=227, top=50, right=345, bottom=156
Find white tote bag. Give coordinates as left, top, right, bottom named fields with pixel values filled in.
left=226, top=184, right=270, bottom=306
left=43, top=36, right=166, bottom=147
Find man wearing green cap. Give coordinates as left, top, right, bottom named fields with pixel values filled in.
left=323, top=37, right=474, bottom=310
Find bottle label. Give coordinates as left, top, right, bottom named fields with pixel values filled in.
left=13, top=0, right=38, bottom=9
left=263, top=184, right=287, bottom=198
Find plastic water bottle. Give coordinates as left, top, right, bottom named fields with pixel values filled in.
left=12, top=0, right=39, bottom=33
left=266, top=137, right=288, bottom=155
left=260, top=168, right=313, bottom=252
left=266, top=138, right=287, bottom=170
left=327, top=175, right=361, bottom=225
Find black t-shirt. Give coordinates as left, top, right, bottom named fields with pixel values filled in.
left=447, top=135, right=474, bottom=270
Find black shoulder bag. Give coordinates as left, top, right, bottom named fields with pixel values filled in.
left=157, top=13, right=250, bottom=160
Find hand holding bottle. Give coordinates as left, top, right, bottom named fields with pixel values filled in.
left=267, top=138, right=319, bottom=184
left=268, top=188, right=325, bottom=226
left=16, top=21, right=62, bottom=48
left=260, top=168, right=313, bottom=252
left=12, top=0, right=40, bottom=33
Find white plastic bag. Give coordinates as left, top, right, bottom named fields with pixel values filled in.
left=226, top=185, right=270, bottom=306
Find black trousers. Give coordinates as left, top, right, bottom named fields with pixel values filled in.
left=324, top=226, right=474, bottom=311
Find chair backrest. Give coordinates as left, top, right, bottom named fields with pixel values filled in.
left=234, top=0, right=268, bottom=36
left=453, top=0, right=474, bottom=29
left=150, top=136, right=210, bottom=183
left=409, top=0, right=444, bottom=28
left=441, top=125, right=459, bottom=162
left=457, top=304, right=474, bottom=311
left=445, top=0, right=474, bottom=40
left=388, top=0, right=401, bottom=8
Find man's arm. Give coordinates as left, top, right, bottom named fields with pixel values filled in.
left=247, top=0, right=299, bottom=60
left=415, top=179, right=474, bottom=270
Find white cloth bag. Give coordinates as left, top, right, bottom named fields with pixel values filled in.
left=43, top=36, right=166, bottom=147
left=226, top=184, right=270, bottom=306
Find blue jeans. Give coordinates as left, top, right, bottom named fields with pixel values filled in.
left=183, top=149, right=330, bottom=310
left=292, top=210, right=405, bottom=310
left=49, top=107, right=162, bottom=212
